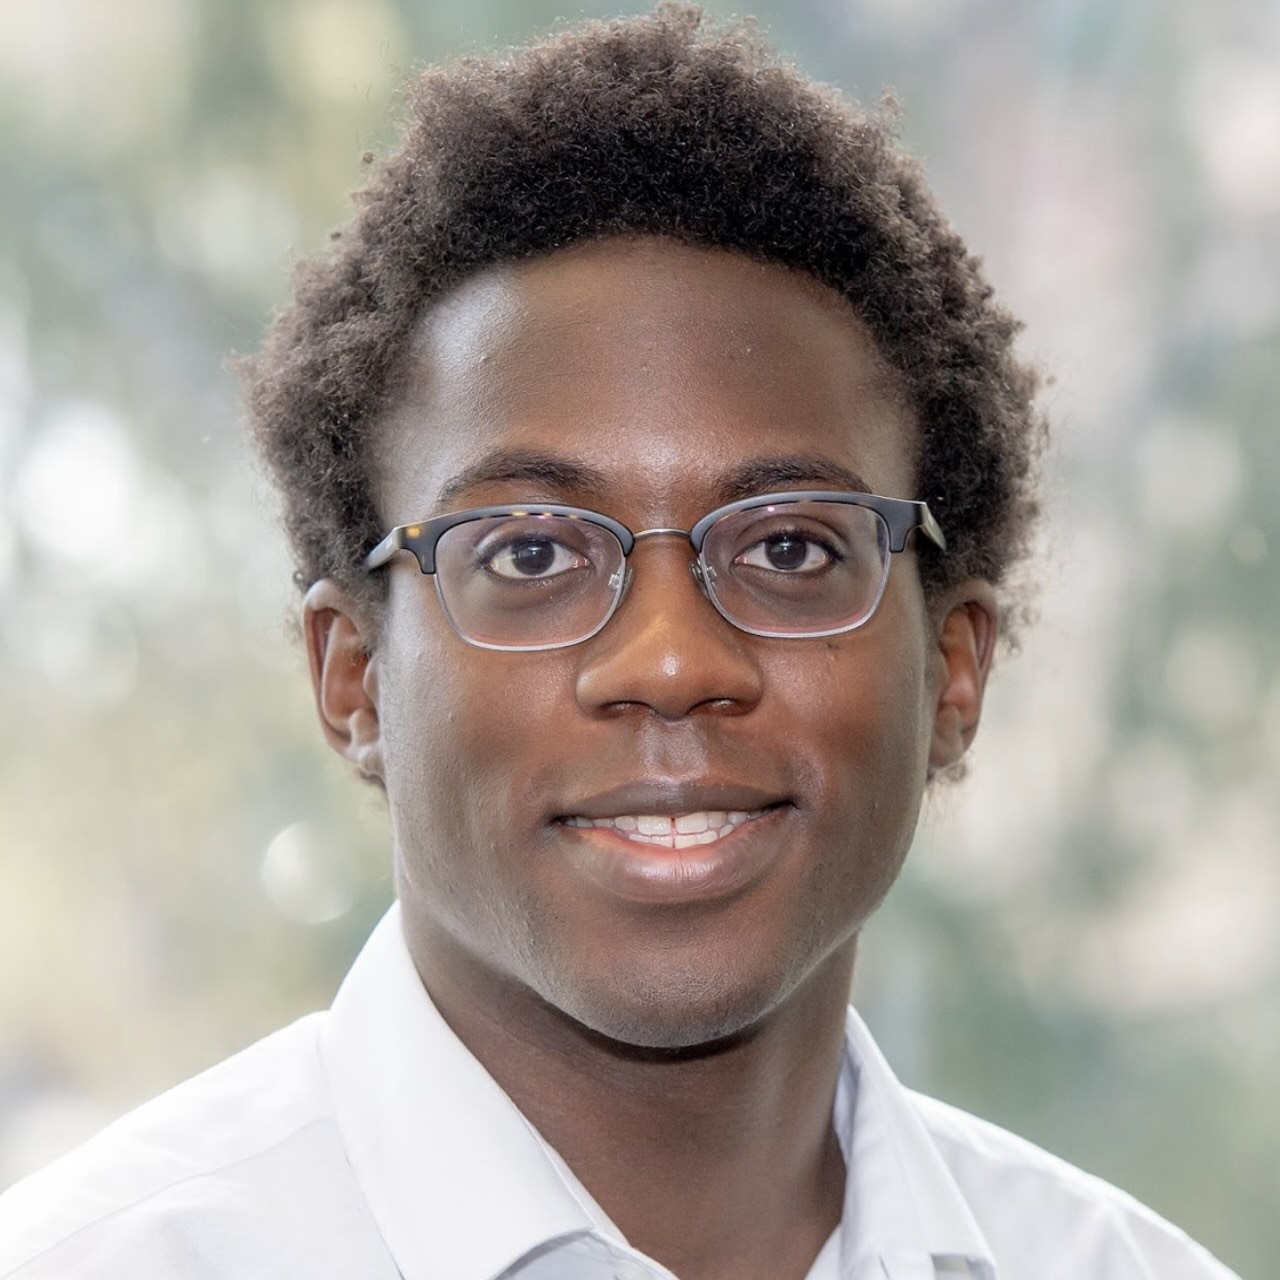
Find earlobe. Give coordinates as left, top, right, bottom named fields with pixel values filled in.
left=928, top=582, right=999, bottom=774
left=303, top=580, right=383, bottom=781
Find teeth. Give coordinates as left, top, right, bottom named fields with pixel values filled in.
left=564, top=808, right=767, bottom=848
left=674, top=811, right=728, bottom=834
left=674, top=830, right=721, bottom=849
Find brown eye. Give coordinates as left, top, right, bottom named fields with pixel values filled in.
left=479, top=535, right=587, bottom=579
left=735, top=531, right=836, bottom=573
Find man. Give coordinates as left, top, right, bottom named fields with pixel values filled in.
left=0, top=6, right=1240, bottom=1278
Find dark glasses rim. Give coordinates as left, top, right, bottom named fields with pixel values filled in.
left=364, top=489, right=946, bottom=574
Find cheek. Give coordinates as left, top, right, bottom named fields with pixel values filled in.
left=787, top=615, right=934, bottom=911
left=802, top=627, right=931, bottom=784
left=375, top=591, right=570, bottom=874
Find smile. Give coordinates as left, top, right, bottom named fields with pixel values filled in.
left=560, top=809, right=768, bottom=848
left=556, top=801, right=790, bottom=905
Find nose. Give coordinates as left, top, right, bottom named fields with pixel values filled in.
left=574, top=537, right=764, bottom=720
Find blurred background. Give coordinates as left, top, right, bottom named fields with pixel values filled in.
left=0, top=0, right=1276, bottom=1271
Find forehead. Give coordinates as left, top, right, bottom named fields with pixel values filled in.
left=375, top=237, right=917, bottom=520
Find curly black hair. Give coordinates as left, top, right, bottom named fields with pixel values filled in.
left=245, top=2, right=1044, bottom=642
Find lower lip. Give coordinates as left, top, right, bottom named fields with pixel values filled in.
left=557, top=807, right=789, bottom=905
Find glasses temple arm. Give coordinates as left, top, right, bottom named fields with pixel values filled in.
left=914, top=504, right=946, bottom=552
left=365, top=528, right=406, bottom=571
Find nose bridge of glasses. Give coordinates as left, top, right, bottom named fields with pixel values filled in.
left=628, top=527, right=699, bottom=576
left=630, top=526, right=693, bottom=543
left=616, top=525, right=716, bottom=604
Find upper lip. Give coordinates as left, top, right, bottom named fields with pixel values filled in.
left=557, top=780, right=789, bottom=820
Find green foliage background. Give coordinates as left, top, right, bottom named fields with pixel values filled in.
left=0, top=2, right=1275, bottom=1273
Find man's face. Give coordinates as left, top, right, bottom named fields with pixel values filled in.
left=330, top=238, right=981, bottom=1049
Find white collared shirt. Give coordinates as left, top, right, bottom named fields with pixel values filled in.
left=0, top=907, right=1240, bottom=1280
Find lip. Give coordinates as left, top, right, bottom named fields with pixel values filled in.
left=555, top=781, right=792, bottom=905
left=557, top=780, right=787, bottom=822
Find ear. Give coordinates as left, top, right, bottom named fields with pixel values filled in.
left=928, top=581, right=999, bottom=774
left=302, top=579, right=383, bottom=782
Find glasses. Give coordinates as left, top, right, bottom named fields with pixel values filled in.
left=365, top=490, right=946, bottom=651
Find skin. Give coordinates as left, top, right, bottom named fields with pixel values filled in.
left=305, top=237, right=997, bottom=1280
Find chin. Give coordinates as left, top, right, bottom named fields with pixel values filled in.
left=538, top=957, right=806, bottom=1055
left=567, top=999, right=768, bottom=1056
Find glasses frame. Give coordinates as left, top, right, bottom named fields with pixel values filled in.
left=364, top=489, right=946, bottom=650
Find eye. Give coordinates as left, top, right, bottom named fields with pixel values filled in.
left=734, top=530, right=838, bottom=574
left=479, top=534, right=589, bottom=580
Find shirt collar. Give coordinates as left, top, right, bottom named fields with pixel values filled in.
left=320, top=905, right=600, bottom=1280
left=837, top=1010, right=998, bottom=1279
left=321, top=905, right=997, bottom=1280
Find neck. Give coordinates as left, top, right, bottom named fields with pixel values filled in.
left=416, top=936, right=857, bottom=1280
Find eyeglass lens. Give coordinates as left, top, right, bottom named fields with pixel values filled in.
left=432, top=501, right=892, bottom=649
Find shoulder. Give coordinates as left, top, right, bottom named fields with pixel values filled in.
left=906, top=1089, right=1240, bottom=1279
left=0, top=1014, right=388, bottom=1279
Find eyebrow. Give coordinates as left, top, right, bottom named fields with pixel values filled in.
left=436, top=448, right=611, bottom=505
left=715, top=455, right=874, bottom=502
left=435, top=447, right=876, bottom=508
